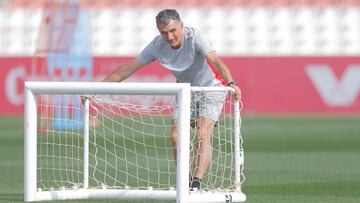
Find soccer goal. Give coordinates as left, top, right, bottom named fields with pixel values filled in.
left=24, top=82, right=245, bottom=203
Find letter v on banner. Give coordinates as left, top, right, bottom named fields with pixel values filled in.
left=306, top=65, right=360, bottom=107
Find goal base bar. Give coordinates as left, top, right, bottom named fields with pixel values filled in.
left=31, top=189, right=246, bottom=202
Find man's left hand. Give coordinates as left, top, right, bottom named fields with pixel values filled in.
left=231, top=85, right=241, bottom=101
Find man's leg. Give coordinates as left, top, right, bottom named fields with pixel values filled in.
left=193, top=116, right=215, bottom=180
left=171, top=117, right=216, bottom=190
left=192, top=90, right=225, bottom=181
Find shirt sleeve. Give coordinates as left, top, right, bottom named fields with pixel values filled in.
left=137, top=39, right=156, bottom=65
left=194, top=30, right=214, bottom=56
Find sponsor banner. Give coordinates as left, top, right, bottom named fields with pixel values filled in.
left=0, top=57, right=46, bottom=114
left=1, top=57, right=359, bottom=115
left=224, top=57, right=360, bottom=114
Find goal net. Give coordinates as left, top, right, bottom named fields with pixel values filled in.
left=24, top=82, right=245, bottom=202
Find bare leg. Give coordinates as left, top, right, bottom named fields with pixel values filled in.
left=193, top=116, right=215, bottom=179
left=172, top=118, right=215, bottom=180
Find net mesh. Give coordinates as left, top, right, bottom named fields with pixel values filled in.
left=87, top=95, right=176, bottom=190
left=36, top=89, right=243, bottom=192
left=37, top=95, right=84, bottom=190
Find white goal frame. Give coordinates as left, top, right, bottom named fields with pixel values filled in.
left=24, top=82, right=246, bottom=203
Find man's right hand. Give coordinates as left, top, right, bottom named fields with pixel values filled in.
left=81, top=95, right=89, bottom=105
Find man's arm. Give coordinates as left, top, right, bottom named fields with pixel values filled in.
left=81, top=58, right=144, bottom=104
left=102, top=58, right=144, bottom=82
left=206, top=51, right=241, bottom=100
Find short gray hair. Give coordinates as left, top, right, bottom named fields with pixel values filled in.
left=156, top=9, right=181, bottom=28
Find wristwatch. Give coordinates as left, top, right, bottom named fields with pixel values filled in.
left=227, top=81, right=238, bottom=87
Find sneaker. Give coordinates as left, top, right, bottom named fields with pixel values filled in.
left=190, top=177, right=201, bottom=190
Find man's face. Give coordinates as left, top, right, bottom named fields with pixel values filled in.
left=158, top=20, right=184, bottom=49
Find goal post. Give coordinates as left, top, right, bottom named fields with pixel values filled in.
left=24, top=82, right=245, bottom=203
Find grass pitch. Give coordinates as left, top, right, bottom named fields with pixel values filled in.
left=0, top=115, right=359, bottom=203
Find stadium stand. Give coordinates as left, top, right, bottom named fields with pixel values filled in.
left=0, top=0, right=359, bottom=56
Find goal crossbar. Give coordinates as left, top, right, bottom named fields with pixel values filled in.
left=25, top=82, right=190, bottom=95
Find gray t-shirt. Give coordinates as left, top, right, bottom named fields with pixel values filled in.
left=138, top=27, right=224, bottom=87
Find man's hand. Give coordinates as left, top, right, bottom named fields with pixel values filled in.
left=230, top=84, right=241, bottom=101
left=81, top=95, right=90, bottom=105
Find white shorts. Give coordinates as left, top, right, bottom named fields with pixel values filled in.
left=173, top=90, right=227, bottom=122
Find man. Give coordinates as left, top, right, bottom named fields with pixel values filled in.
left=101, top=9, right=241, bottom=190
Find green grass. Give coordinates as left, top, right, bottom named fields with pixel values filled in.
left=1, top=115, right=360, bottom=202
